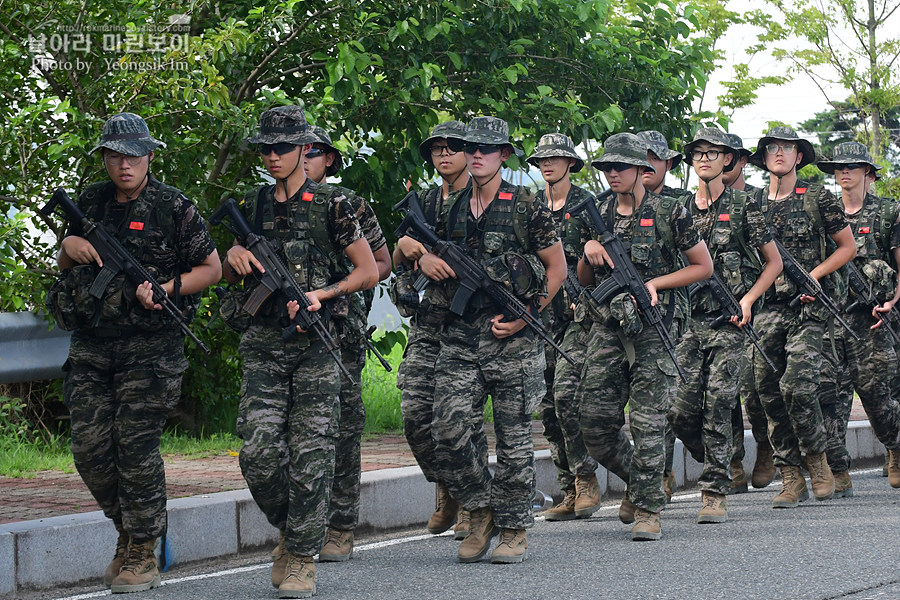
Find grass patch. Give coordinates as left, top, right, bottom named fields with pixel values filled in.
left=0, top=437, right=74, bottom=477
left=159, top=430, right=241, bottom=458
left=362, top=339, right=404, bottom=433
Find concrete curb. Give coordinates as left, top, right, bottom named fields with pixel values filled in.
left=0, top=422, right=886, bottom=596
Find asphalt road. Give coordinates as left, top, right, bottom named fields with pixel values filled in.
left=40, top=468, right=900, bottom=600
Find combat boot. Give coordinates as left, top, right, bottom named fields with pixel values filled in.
left=103, top=526, right=129, bottom=587
left=772, top=466, right=809, bottom=508
left=271, top=532, right=289, bottom=588
left=490, top=528, right=528, bottom=564
left=730, top=459, right=749, bottom=494
left=883, top=454, right=890, bottom=478
left=574, top=473, right=601, bottom=518
left=888, top=449, right=900, bottom=488
left=751, top=441, right=776, bottom=488
left=543, top=489, right=576, bottom=521
left=619, top=488, right=637, bottom=524
left=833, top=470, right=853, bottom=498
left=318, top=527, right=353, bottom=562
left=427, top=483, right=459, bottom=534
left=454, top=510, right=470, bottom=540
left=805, top=452, right=835, bottom=500
left=109, top=538, right=160, bottom=594
left=697, top=491, right=727, bottom=523
left=631, top=507, right=661, bottom=541
left=457, top=507, right=496, bottom=563
left=663, top=470, right=676, bottom=502
left=278, top=554, right=315, bottom=599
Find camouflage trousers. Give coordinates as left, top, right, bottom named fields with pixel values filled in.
left=236, top=324, right=340, bottom=556
left=669, top=313, right=743, bottom=495
left=732, top=347, right=769, bottom=462
left=751, top=301, right=827, bottom=468
left=63, top=330, right=187, bottom=541
left=576, top=319, right=679, bottom=513
left=819, top=310, right=900, bottom=473
left=432, top=310, right=546, bottom=530
left=540, top=318, right=599, bottom=492
left=328, top=339, right=366, bottom=531
left=398, top=320, right=488, bottom=486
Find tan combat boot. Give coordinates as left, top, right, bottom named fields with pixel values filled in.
left=663, top=470, right=676, bottom=502
left=697, top=491, right=727, bottom=523
left=103, top=526, right=129, bottom=587
left=457, top=507, right=496, bottom=563
left=805, top=452, right=835, bottom=500
left=888, top=449, right=900, bottom=488
left=278, top=554, right=315, bottom=599
left=631, top=507, right=661, bottom=541
left=730, top=459, right=749, bottom=494
left=109, top=538, right=160, bottom=594
left=833, top=470, right=853, bottom=498
left=319, top=527, right=353, bottom=562
left=574, top=472, right=602, bottom=518
left=490, top=528, right=528, bottom=563
left=543, top=489, right=576, bottom=522
left=772, top=465, right=809, bottom=508
left=454, top=510, right=470, bottom=540
left=619, top=487, right=637, bottom=524
left=427, top=483, right=459, bottom=534
left=751, top=441, right=776, bottom=488
left=271, top=532, right=289, bottom=588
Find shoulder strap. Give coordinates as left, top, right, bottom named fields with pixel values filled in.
left=800, top=182, right=827, bottom=260
left=655, top=193, right=676, bottom=250
left=512, top=185, right=531, bottom=251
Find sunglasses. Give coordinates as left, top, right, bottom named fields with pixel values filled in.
left=598, top=162, right=635, bottom=173
left=430, top=144, right=458, bottom=156
left=837, top=163, right=863, bottom=171
left=259, top=142, right=299, bottom=156
left=463, top=143, right=502, bottom=156
left=765, top=143, right=797, bottom=154
left=305, top=147, right=326, bottom=159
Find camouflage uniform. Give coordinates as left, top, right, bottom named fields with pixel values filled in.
left=60, top=171, right=215, bottom=542
left=668, top=129, right=771, bottom=496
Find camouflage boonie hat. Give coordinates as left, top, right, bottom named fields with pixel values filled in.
left=748, top=126, right=816, bottom=171
left=683, top=127, right=738, bottom=172
left=247, top=105, right=317, bottom=146
left=637, top=130, right=682, bottom=171
left=590, top=133, right=656, bottom=173
left=526, top=133, right=584, bottom=173
left=90, top=112, right=165, bottom=156
left=724, top=132, right=752, bottom=158
left=463, top=116, right=524, bottom=157
left=309, top=125, right=342, bottom=177
left=816, top=141, right=881, bottom=176
left=418, top=120, right=467, bottom=163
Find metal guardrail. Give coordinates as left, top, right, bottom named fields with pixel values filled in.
left=0, top=312, right=71, bottom=384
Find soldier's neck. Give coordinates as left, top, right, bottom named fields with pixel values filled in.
left=275, top=171, right=308, bottom=202
left=546, top=179, right=571, bottom=211
left=767, top=170, right=797, bottom=200
left=694, top=177, right=725, bottom=210
left=841, top=185, right=866, bottom=213
left=442, top=172, right=468, bottom=199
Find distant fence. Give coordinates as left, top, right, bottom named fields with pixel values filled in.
left=0, top=312, right=71, bottom=384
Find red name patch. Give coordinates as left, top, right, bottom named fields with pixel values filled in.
left=796, top=187, right=807, bottom=194
left=718, top=213, right=730, bottom=222
left=859, top=226, right=871, bottom=234
left=302, top=192, right=314, bottom=202
left=129, top=221, right=144, bottom=231
left=639, top=218, right=654, bottom=227
left=498, top=192, right=513, bottom=200
left=565, top=212, right=570, bottom=220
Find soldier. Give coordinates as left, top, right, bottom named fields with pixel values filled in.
left=815, top=142, right=900, bottom=492
left=524, top=133, right=602, bottom=521
left=391, top=120, right=485, bottom=541
left=223, top=106, right=377, bottom=598
left=667, top=128, right=782, bottom=523
left=51, top=113, right=221, bottom=592
left=575, top=132, right=712, bottom=541
left=722, top=132, right=775, bottom=493
left=745, top=126, right=856, bottom=508
left=422, top=116, right=566, bottom=563
left=302, top=125, right=392, bottom=562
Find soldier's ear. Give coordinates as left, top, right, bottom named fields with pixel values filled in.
left=148, top=151, right=155, bottom=162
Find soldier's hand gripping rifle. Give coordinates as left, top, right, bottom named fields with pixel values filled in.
left=773, top=238, right=860, bottom=341
left=844, top=260, right=900, bottom=344
left=393, top=190, right=577, bottom=367
left=567, top=195, right=688, bottom=383
left=41, top=187, right=210, bottom=354
left=208, top=198, right=356, bottom=384
left=684, top=252, right=777, bottom=372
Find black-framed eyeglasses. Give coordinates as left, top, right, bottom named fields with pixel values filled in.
left=463, top=143, right=502, bottom=156
left=837, top=163, right=863, bottom=171
left=598, top=162, right=634, bottom=173
left=259, top=142, right=298, bottom=156
left=430, top=144, right=457, bottom=156
left=103, top=152, right=145, bottom=166
left=765, top=143, right=797, bottom=155
left=690, top=149, right=722, bottom=161
left=305, top=147, right=326, bottom=159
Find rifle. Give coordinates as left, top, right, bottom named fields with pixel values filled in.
left=845, top=260, right=900, bottom=344
left=208, top=197, right=356, bottom=384
left=393, top=190, right=577, bottom=367
left=41, top=187, right=210, bottom=354
left=772, top=239, right=860, bottom=341
left=568, top=195, right=688, bottom=383
left=684, top=253, right=777, bottom=372
left=360, top=325, right=393, bottom=372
